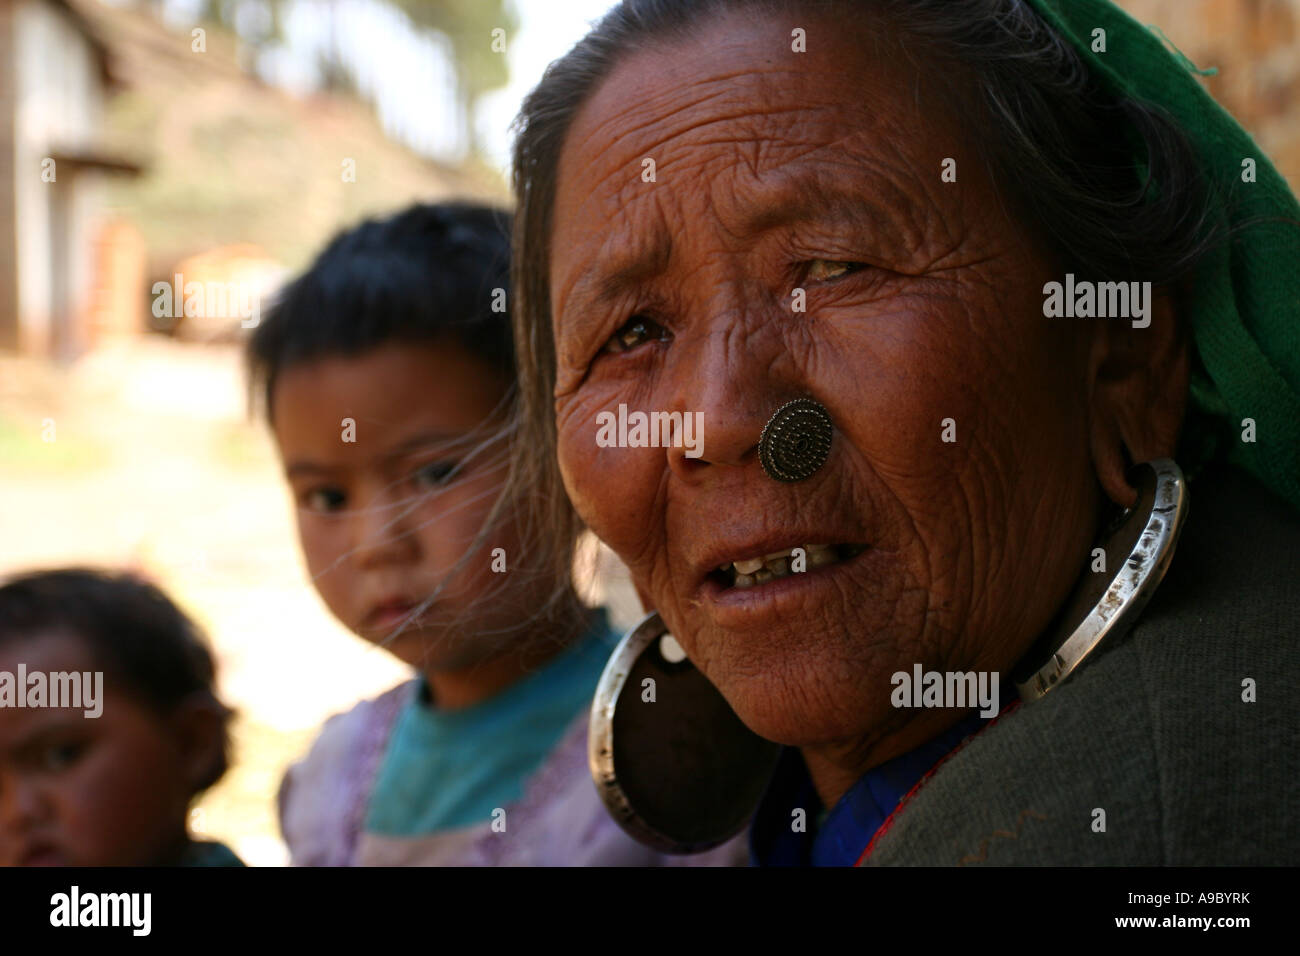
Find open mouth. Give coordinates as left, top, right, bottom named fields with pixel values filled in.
left=709, top=543, right=868, bottom=590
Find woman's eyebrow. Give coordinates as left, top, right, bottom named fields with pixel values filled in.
left=559, top=169, right=915, bottom=324
left=560, top=232, right=673, bottom=319
left=730, top=170, right=901, bottom=237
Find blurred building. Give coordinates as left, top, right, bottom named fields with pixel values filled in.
left=1118, top=0, right=1300, bottom=187
left=0, top=0, right=140, bottom=358
left=1, top=0, right=504, bottom=357
left=2, top=0, right=1293, bottom=359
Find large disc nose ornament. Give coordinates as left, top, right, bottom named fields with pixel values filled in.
left=758, top=398, right=833, bottom=482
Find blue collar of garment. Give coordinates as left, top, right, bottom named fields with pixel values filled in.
left=749, top=688, right=1018, bottom=866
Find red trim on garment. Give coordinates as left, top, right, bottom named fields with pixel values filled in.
left=855, top=698, right=1023, bottom=866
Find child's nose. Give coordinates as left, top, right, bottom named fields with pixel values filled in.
left=0, top=774, right=47, bottom=831
left=352, top=488, right=420, bottom=568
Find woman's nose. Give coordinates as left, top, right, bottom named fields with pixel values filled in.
left=664, top=311, right=800, bottom=479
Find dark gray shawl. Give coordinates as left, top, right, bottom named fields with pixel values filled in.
left=864, top=465, right=1299, bottom=865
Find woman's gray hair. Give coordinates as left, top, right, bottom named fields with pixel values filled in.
left=505, top=0, right=1223, bottom=618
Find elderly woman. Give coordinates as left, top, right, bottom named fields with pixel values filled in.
left=507, top=0, right=1300, bottom=865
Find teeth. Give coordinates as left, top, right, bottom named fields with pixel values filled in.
left=720, top=543, right=863, bottom=589
left=809, top=547, right=837, bottom=568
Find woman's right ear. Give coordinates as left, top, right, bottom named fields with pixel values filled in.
left=1086, top=287, right=1189, bottom=510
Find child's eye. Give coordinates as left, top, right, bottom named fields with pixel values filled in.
left=304, top=488, right=347, bottom=512
left=413, top=461, right=459, bottom=489
left=41, top=740, right=87, bottom=773
left=604, top=314, right=671, bottom=354
left=804, top=259, right=866, bottom=283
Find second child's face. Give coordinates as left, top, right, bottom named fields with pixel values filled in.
left=0, top=632, right=195, bottom=866
left=272, top=342, right=527, bottom=670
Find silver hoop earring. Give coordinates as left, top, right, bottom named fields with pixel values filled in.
left=588, top=611, right=781, bottom=853
left=1013, top=458, right=1189, bottom=701
left=588, top=461, right=1188, bottom=851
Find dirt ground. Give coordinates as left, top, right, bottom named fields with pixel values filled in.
left=0, top=336, right=640, bottom=865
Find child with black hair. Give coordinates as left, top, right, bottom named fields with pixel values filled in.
left=250, top=201, right=743, bottom=865
left=0, top=568, right=242, bottom=866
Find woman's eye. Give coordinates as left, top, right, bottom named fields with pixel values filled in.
left=805, top=259, right=865, bottom=283
left=304, top=488, right=347, bottom=512
left=413, top=461, right=459, bottom=489
left=604, top=315, right=671, bottom=354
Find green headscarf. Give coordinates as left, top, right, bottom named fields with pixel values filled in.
left=1024, top=0, right=1300, bottom=511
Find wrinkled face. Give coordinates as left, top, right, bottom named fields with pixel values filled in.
left=549, top=10, right=1102, bottom=747
left=0, top=632, right=194, bottom=866
left=273, top=342, right=529, bottom=670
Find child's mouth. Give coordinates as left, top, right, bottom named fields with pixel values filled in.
left=364, top=600, right=423, bottom=631
left=20, top=842, right=66, bottom=866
